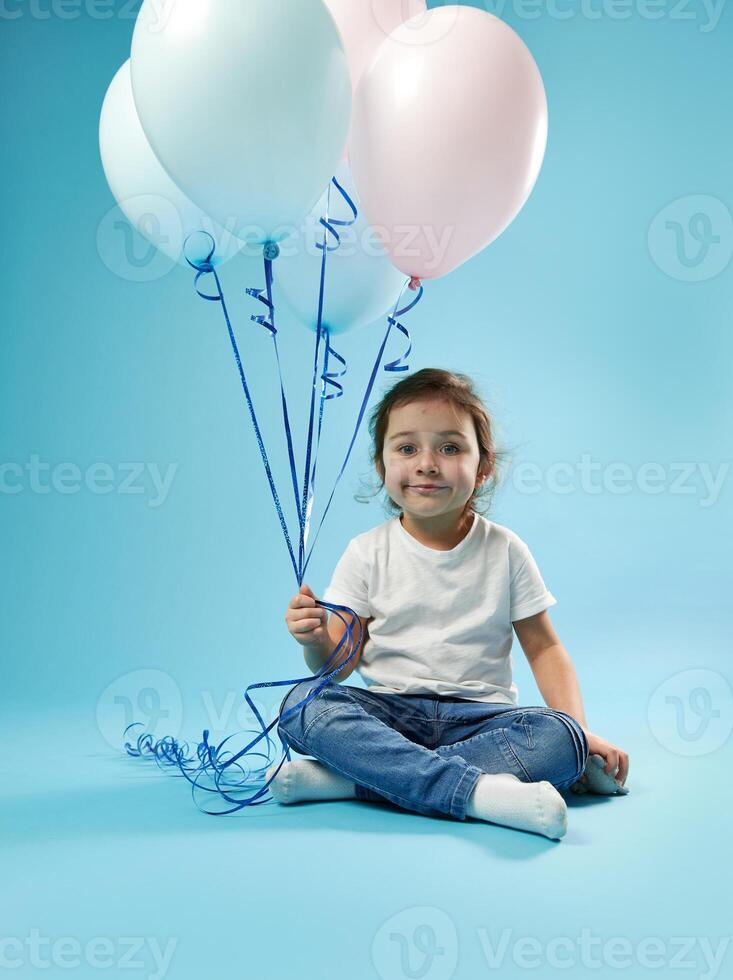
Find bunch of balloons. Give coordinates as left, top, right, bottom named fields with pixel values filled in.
left=100, top=0, right=548, bottom=813
left=100, top=0, right=547, bottom=325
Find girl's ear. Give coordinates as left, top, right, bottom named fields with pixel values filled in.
left=476, top=455, right=493, bottom=486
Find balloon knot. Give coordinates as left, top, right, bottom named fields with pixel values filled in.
left=263, top=242, right=280, bottom=261
left=408, top=276, right=422, bottom=291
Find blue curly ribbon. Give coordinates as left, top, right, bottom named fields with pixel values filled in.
left=123, top=601, right=364, bottom=814
left=298, top=176, right=357, bottom=572
left=300, top=276, right=423, bottom=579
left=123, top=220, right=364, bottom=812
left=307, top=325, right=346, bottom=532
left=184, top=234, right=300, bottom=581
left=384, top=281, right=421, bottom=373
left=245, top=248, right=304, bottom=536
left=124, top=190, right=423, bottom=813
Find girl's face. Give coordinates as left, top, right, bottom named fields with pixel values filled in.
left=380, top=398, right=486, bottom=523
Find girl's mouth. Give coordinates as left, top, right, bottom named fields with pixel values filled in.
left=407, top=486, right=448, bottom=495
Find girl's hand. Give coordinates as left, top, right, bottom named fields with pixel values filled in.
left=285, top=583, right=329, bottom=649
left=577, top=731, right=629, bottom=791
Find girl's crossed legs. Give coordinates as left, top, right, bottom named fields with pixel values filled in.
left=269, top=676, right=588, bottom=837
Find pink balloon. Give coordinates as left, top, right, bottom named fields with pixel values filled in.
left=348, top=5, right=548, bottom=281
left=325, top=0, right=427, bottom=160
left=325, top=0, right=427, bottom=91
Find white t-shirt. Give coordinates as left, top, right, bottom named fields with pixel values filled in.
left=321, top=513, right=557, bottom=704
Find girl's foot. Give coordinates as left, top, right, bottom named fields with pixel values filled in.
left=570, top=753, right=630, bottom=795
left=465, top=772, right=568, bottom=840
left=265, top=759, right=356, bottom=804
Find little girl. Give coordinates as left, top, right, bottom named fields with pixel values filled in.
left=268, top=368, right=629, bottom=840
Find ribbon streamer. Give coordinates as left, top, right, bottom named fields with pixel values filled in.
left=124, top=602, right=364, bottom=814
left=300, top=276, right=423, bottom=579
left=124, top=186, right=423, bottom=813
left=245, top=248, right=303, bottom=532
left=298, top=176, right=358, bottom=574
left=183, top=233, right=301, bottom=581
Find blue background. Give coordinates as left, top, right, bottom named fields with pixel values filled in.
left=2, top=2, right=731, bottom=979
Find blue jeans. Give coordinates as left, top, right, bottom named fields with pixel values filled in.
left=277, top=676, right=589, bottom=821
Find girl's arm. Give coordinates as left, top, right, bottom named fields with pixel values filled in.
left=320, top=612, right=373, bottom=682
left=513, top=610, right=629, bottom=788
left=512, top=610, right=588, bottom=728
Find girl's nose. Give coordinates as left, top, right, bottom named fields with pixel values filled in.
left=416, top=454, right=439, bottom=473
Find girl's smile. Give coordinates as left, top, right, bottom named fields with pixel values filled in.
left=406, top=485, right=449, bottom=494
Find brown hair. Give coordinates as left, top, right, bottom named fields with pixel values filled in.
left=355, top=368, right=509, bottom=518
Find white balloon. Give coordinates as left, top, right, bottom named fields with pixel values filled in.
left=130, top=0, right=352, bottom=246
left=99, top=60, right=241, bottom=268
left=276, top=160, right=407, bottom=335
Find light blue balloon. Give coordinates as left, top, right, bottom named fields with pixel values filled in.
left=276, top=161, right=408, bottom=335
left=131, top=0, right=352, bottom=246
left=99, top=61, right=243, bottom=269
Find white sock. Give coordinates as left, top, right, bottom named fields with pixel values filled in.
left=265, top=759, right=356, bottom=804
left=465, top=773, right=568, bottom=840
left=266, top=762, right=567, bottom=839
left=570, top=753, right=630, bottom=795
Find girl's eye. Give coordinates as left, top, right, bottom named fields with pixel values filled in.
left=396, top=444, right=460, bottom=455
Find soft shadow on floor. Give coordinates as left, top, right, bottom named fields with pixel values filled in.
left=3, top=752, right=626, bottom=861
